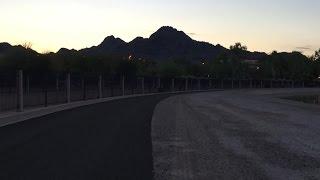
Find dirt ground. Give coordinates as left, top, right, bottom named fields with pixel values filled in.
left=152, top=89, right=320, bottom=180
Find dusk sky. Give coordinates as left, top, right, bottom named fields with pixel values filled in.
left=1, top=0, right=319, bottom=55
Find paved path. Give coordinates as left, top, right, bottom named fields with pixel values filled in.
left=0, top=94, right=171, bottom=180
left=152, top=89, right=320, bottom=180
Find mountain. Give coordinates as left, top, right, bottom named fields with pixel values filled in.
left=79, top=36, right=127, bottom=56
left=125, top=26, right=228, bottom=62
left=69, top=26, right=234, bottom=62
left=2, top=26, right=268, bottom=62
left=0, top=43, right=38, bottom=57
left=0, top=42, right=12, bottom=52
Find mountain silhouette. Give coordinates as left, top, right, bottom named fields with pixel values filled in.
left=125, top=26, right=228, bottom=62
left=0, top=43, right=38, bottom=57
left=0, top=42, right=12, bottom=52
left=71, top=26, right=233, bottom=62
left=2, top=26, right=268, bottom=62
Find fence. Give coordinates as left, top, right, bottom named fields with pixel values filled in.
left=0, top=70, right=319, bottom=114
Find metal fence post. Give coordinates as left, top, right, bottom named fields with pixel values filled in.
left=157, top=77, right=161, bottom=89
left=26, top=75, right=30, bottom=95
left=122, top=76, right=125, bottom=96
left=130, top=78, right=135, bottom=95
left=171, top=78, right=175, bottom=92
left=185, top=78, right=188, bottom=91
left=231, top=79, right=234, bottom=89
left=17, top=70, right=24, bottom=112
left=209, top=79, right=212, bottom=89
left=82, top=77, right=86, bottom=100
left=198, top=79, right=201, bottom=90
left=98, top=75, right=103, bottom=99
left=291, top=80, right=294, bottom=88
left=55, top=74, right=59, bottom=91
left=44, top=76, right=48, bottom=107
left=152, top=78, right=156, bottom=90
left=141, top=77, right=145, bottom=94
left=66, top=73, right=71, bottom=103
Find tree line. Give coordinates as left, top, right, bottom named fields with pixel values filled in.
left=0, top=43, right=319, bottom=81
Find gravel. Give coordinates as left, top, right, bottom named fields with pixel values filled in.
left=152, top=89, right=320, bottom=180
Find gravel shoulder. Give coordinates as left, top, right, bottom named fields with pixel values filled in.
left=152, top=89, right=320, bottom=180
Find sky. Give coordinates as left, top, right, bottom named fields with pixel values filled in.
left=0, top=0, right=319, bottom=55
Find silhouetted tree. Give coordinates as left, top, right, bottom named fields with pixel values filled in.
left=311, top=49, right=320, bottom=79
left=260, top=51, right=314, bottom=80
left=230, top=42, right=248, bottom=58
left=158, top=61, right=186, bottom=78
left=0, top=42, right=318, bottom=81
left=210, top=52, right=250, bottom=79
left=22, top=42, right=33, bottom=50
left=116, top=59, right=138, bottom=78
left=314, top=49, right=320, bottom=61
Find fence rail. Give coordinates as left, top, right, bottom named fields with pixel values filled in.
left=0, top=70, right=319, bottom=114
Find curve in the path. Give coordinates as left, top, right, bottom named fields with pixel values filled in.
left=0, top=94, right=171, bottom=180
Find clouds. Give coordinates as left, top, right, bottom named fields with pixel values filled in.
left=295, top=46, right=313, bottom=51
left=294, top=45, right=319, bottom=55
left=187, top=33, right=198, bottom=36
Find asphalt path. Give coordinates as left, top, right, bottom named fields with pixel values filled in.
left=0, top=94, right=171, bottom=180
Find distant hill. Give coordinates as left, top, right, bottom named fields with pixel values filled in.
left=66, top=26, right=266, bottom=62
left=125, top=26, right=228, bottom=62
left=2, top=26, right=269, bottom=62
left=0, top=43, right=38, bottom=57
left=0, top=42, right=12, bottom=52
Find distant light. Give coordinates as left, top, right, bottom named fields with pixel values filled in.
left=256, top=66, right=260, bottom=70
left=128, top=55, right=133, bottom=61
left=202, top=62, right=205, bottom=65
